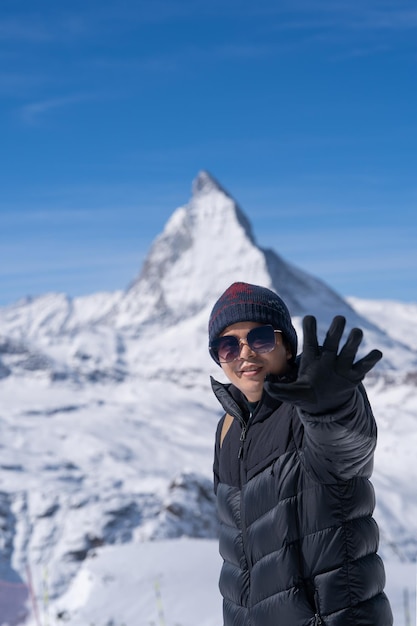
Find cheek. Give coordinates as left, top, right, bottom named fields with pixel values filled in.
left=268, top=347, right=291, bottom=372
left=220, top=363, right=234, bottom=380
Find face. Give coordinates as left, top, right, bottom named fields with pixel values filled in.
left=219, top=321, right=292, bottom=402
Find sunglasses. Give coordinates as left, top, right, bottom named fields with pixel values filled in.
left=209, top=325, right=281, bottom=364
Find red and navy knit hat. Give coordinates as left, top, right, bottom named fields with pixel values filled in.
left=208, top=282, right=298, bottom=360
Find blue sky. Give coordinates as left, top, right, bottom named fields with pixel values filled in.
left=1, top=0, right=416, bottom=306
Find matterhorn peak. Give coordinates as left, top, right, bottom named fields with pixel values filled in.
left=113, top=172, right=373, bottom=338
left=114, top=172, right=266, bottom=328
left=192, top=170, right=229, bottom=198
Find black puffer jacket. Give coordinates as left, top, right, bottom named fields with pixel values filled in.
left=212, top=377, right=393, bottom=626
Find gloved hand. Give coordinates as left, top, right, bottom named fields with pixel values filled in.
left=264, top=315, right=382, bottom=414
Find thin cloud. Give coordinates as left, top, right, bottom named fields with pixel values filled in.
left=0, top=209, right=100, bottom=225
left=0, top=253, right=142, bottom=278
left=19, top=93, right=95, bottom=124
left=0, top=71, right=48, bottom=96
left=339, top=7, right=417, bottom=32
left=302, top=251, right=417, bottom=275
left=2, top=3, right=416, bottom=44
left=262, top=0, right=417, bottom=33
left=94, top=38, right=276, bottom=76
left=0, top=13, right=90, bottom=43
left=0, top=18, right=54, bottom=43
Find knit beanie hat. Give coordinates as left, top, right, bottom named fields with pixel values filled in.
left=208, top=282, right=298, bottom=360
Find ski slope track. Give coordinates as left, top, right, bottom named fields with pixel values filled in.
left=0, top=171, right=415, bottom=625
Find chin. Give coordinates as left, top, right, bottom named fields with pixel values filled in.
left=242, top=386, right=263, bottom=401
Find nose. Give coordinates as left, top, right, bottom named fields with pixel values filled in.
left=237, top=339, right=256, bottom=359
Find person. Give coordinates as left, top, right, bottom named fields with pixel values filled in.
left=208, top=281, right=393, bottom=626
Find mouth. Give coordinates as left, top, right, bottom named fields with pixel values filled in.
left=237, top=365, right=263, bottom=377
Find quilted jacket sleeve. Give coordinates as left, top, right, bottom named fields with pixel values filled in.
left=296, top=383, right=377, bottom=483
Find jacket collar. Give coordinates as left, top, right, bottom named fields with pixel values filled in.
left=210, top=376, right=285, bottom=426
left=210, top=376, right=247, bottom=423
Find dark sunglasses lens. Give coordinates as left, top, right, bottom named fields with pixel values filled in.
left=247, top=325, right=276, bottom=353
left=214, top=336, right=240, bottom=363
left=210, top=326, right=277, bottom=363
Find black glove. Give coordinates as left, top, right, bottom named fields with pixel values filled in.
left=265, top=315, right=382, bottom=414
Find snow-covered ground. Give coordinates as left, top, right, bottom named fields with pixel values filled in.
left=18, top=540, right=417, bottom=626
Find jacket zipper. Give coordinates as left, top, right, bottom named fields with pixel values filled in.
left=239, top=412, right=252, bottom=577
left=314, top=590, right=323, bottom=625
left=238, top=424, right=247, bottom=459
left=238, top=405, right=255, bottom=459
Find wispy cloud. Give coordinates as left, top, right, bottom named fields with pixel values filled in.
left=0, top=18, right=55, bottom=43
left=112, top=0, right=417, bottom=32
left=269, top=1, right=417, bottom=32
left=2, top=2, right=416, bottom=46
left=0, top=13, right=91, bottom=44
left=19, top=93, right=95, bottom=124
left=0, top=250, right=142, bottom=278
left=261, top=226, right=417, bottom=266
left=0, top=71, right=47, bottom=97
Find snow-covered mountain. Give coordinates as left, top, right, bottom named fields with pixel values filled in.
left=0, top=171, right=416, bottom=625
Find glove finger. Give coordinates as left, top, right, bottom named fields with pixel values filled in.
left=322, top=316, right=346, bottom=355
left=337, top=328, right=363, bottom=368
left=351, top=349, right=383, bottom=380
left=301, top=316, right=319, bottom=360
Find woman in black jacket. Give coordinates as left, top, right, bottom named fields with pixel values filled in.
left=208, top=282, right=393, bottom=626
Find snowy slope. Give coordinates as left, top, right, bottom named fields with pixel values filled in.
left=0, top=171, right=416, bottom=625
left=22, top=540, right=416, bottom=626
left=348, top=296, right=417, bottom=353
